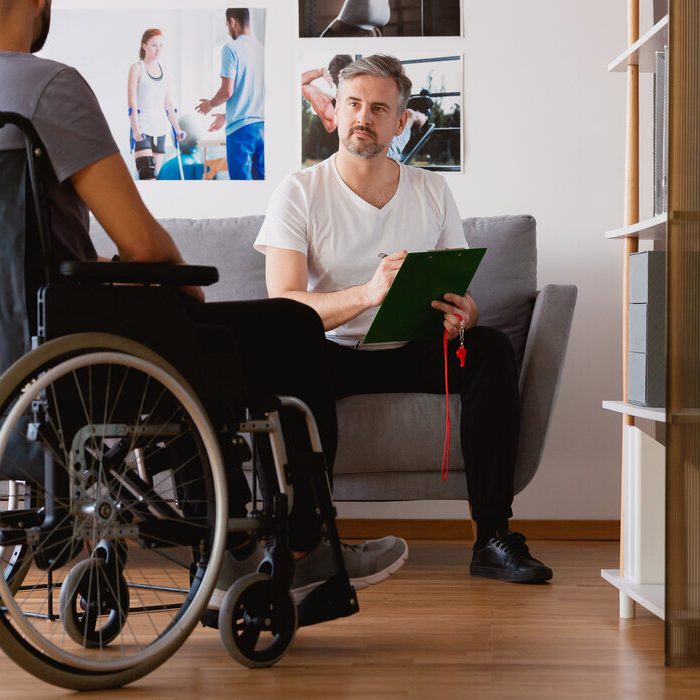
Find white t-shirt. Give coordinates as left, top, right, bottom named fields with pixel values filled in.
left=255, top=155, right=466, bottom=346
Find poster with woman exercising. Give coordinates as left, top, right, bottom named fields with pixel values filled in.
left=39, top=6, right=266, bottom=182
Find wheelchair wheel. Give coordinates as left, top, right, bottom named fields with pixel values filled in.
left=0, top=479, right=32, bottom=594
left=219, top=572, right=297, bottom=668
left=0, top=333, right=227, bottom=690
left=59, top=557, right=130, bottom=648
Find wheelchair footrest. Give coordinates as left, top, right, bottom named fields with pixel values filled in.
left=200, top=608, right=220, bottom=630
left=297, top=574, right=360, bottom=628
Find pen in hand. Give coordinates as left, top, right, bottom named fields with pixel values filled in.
left=378, top=252, right=388, bottom=259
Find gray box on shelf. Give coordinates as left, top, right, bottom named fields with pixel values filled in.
left=628, top=252, right=666, bottom=407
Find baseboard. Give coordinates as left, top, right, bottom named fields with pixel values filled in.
left=337, top=519, right=621, bottom=541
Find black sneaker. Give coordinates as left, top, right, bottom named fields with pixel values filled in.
left=470, top=530, right=553, bottom=583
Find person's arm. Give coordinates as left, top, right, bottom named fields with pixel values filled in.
left=265, top=246, right=407, bottom=331
left=301, top=83, right=337, bottom=133
left=196, top=77, right=234, bottom=115
left=126, top=63, right=143, bottom=142
left=70, top=152, right=204, bottom=302
left=207, top=113, right=226, bottom=132
left=301, top=66, right=330, bottom=86
left=405, top=108, right=427, bottom=131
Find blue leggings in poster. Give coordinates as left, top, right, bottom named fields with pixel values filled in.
left=226, top=122, right=264, bottom=180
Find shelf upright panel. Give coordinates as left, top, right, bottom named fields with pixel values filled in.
left=665, top=0, right=700, bottom=668
left=618, top=0, right=641, bottom=620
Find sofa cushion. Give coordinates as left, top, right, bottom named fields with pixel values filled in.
left=463, top=215, right=537, bottom=367
left=334, top=393, right=464, bottom=476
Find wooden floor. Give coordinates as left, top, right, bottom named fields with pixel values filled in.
left=4, top=540, right=700, bottom=699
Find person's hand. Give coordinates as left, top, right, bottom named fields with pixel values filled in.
left=180, top=285, right=205, bottom=303
left=431, top=292, right=479, bottom=340
left=363, top=250, right=408, bottom=307
left=196, top=98, right=213, bottom=115
left=208, top=113, right=226, bottom=132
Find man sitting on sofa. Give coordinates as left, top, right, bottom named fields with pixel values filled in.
left=255, top=54, right=552, bottom=583
left=0, top=0, right=408, bottom=607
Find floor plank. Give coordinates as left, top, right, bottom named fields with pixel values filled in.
left=3, top=541, right=700, bottom=699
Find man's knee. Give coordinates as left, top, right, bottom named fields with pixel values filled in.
left=268, top=297, right=324, bottom=336
left=465, top=326, right=516, bottom=365
left=135, top=155, right=156, bottom=180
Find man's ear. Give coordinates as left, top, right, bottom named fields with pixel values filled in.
left=395, top=109, right=409, bottom=136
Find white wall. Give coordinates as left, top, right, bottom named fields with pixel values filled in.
left=48, top=0, right=657, bottom=520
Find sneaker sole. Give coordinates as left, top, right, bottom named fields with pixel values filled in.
left=469, top=563, right=553, bottom=583
left=291, top=538, right=410, bottom=605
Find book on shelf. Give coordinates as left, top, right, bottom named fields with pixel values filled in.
left=653, top=47, right=669, bottom=217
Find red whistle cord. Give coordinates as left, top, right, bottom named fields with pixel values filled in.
left=442, top=323, right=467, bottom=481
left=442, top=329, right=451, bottom=481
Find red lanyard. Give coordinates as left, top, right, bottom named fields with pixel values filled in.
left=442, top=318, right=466, bottom=480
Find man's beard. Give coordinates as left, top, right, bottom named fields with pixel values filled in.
left=31, top=1, right=52, bottom=53
left=341, top=125, right=387, bottom=159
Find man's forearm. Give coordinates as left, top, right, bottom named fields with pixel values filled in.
left=208, top=84, right=231, bottom=109
left=276, top=285, right=372, bottom=332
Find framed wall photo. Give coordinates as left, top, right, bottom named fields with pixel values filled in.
left=299, top=0, right=462, bottom=38
left=41, top=7, right=266, bottom=182
left=301, top=53, right=463, bottom=172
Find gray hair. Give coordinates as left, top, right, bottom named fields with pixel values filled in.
left=338, top=54, right=412, bottom=113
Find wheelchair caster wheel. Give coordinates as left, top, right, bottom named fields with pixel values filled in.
left=219, top=572, right=297, bottom=668
left=59, top=557, right=130, bottom=649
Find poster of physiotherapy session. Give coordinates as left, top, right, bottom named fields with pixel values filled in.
left=298, top=0, right=462, bottom=38
left=39, top=7, right=266, bottom=181
left=301, top=53, right=463, bottom=172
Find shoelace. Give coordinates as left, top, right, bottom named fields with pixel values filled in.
left=493, top=532, right=530, bottom=561
left=340, top=541, right=367, bottom=554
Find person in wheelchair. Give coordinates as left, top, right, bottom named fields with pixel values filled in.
left=0, top=0, right=408, bottom=671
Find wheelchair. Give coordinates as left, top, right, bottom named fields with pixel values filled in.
left=0, top=112, right=359, bottom=690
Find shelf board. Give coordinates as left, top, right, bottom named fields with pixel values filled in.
left=608, top=15, right=669, bottom=73
left=606, top=213, right=667, bottom=240
left=601, top=569, right=665, bottom=619
left=602, top=400, right=666, bottom=422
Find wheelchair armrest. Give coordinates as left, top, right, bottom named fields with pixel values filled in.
left=58, top=261, right=219, bottom=286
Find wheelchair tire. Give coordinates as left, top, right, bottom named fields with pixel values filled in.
left=59, top=557, right=130, bottom=648
left=0, top=333, right=228, bottom=690
left=1, top=479, right=32, bottom=594
left=219, top=572, right=298, bottom=668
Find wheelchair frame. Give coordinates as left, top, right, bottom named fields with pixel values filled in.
left=0, top=111, right=359, bottom=690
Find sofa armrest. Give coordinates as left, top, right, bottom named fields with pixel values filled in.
left=514, top=284, right=577, bottom=493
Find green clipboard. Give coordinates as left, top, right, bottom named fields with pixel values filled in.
left=363, top=248, right=486, bottom=344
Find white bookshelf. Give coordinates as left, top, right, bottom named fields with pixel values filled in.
left=608, top=15, right=669, bottom=73
left=603, top=7, right=670, bottom=625
left=601, top=569, right=665, bottom=619
left=606, top=213, right=668, bottom=240
left=602, top=400, right=665, bottom=422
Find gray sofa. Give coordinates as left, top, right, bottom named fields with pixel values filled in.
left=91, top=214, right=576, bottom=502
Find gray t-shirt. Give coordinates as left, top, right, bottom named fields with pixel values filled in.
left=0, top=52, right=119, bottom=263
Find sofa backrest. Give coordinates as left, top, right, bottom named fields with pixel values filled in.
left=90, top=213, right=537, bottom=366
